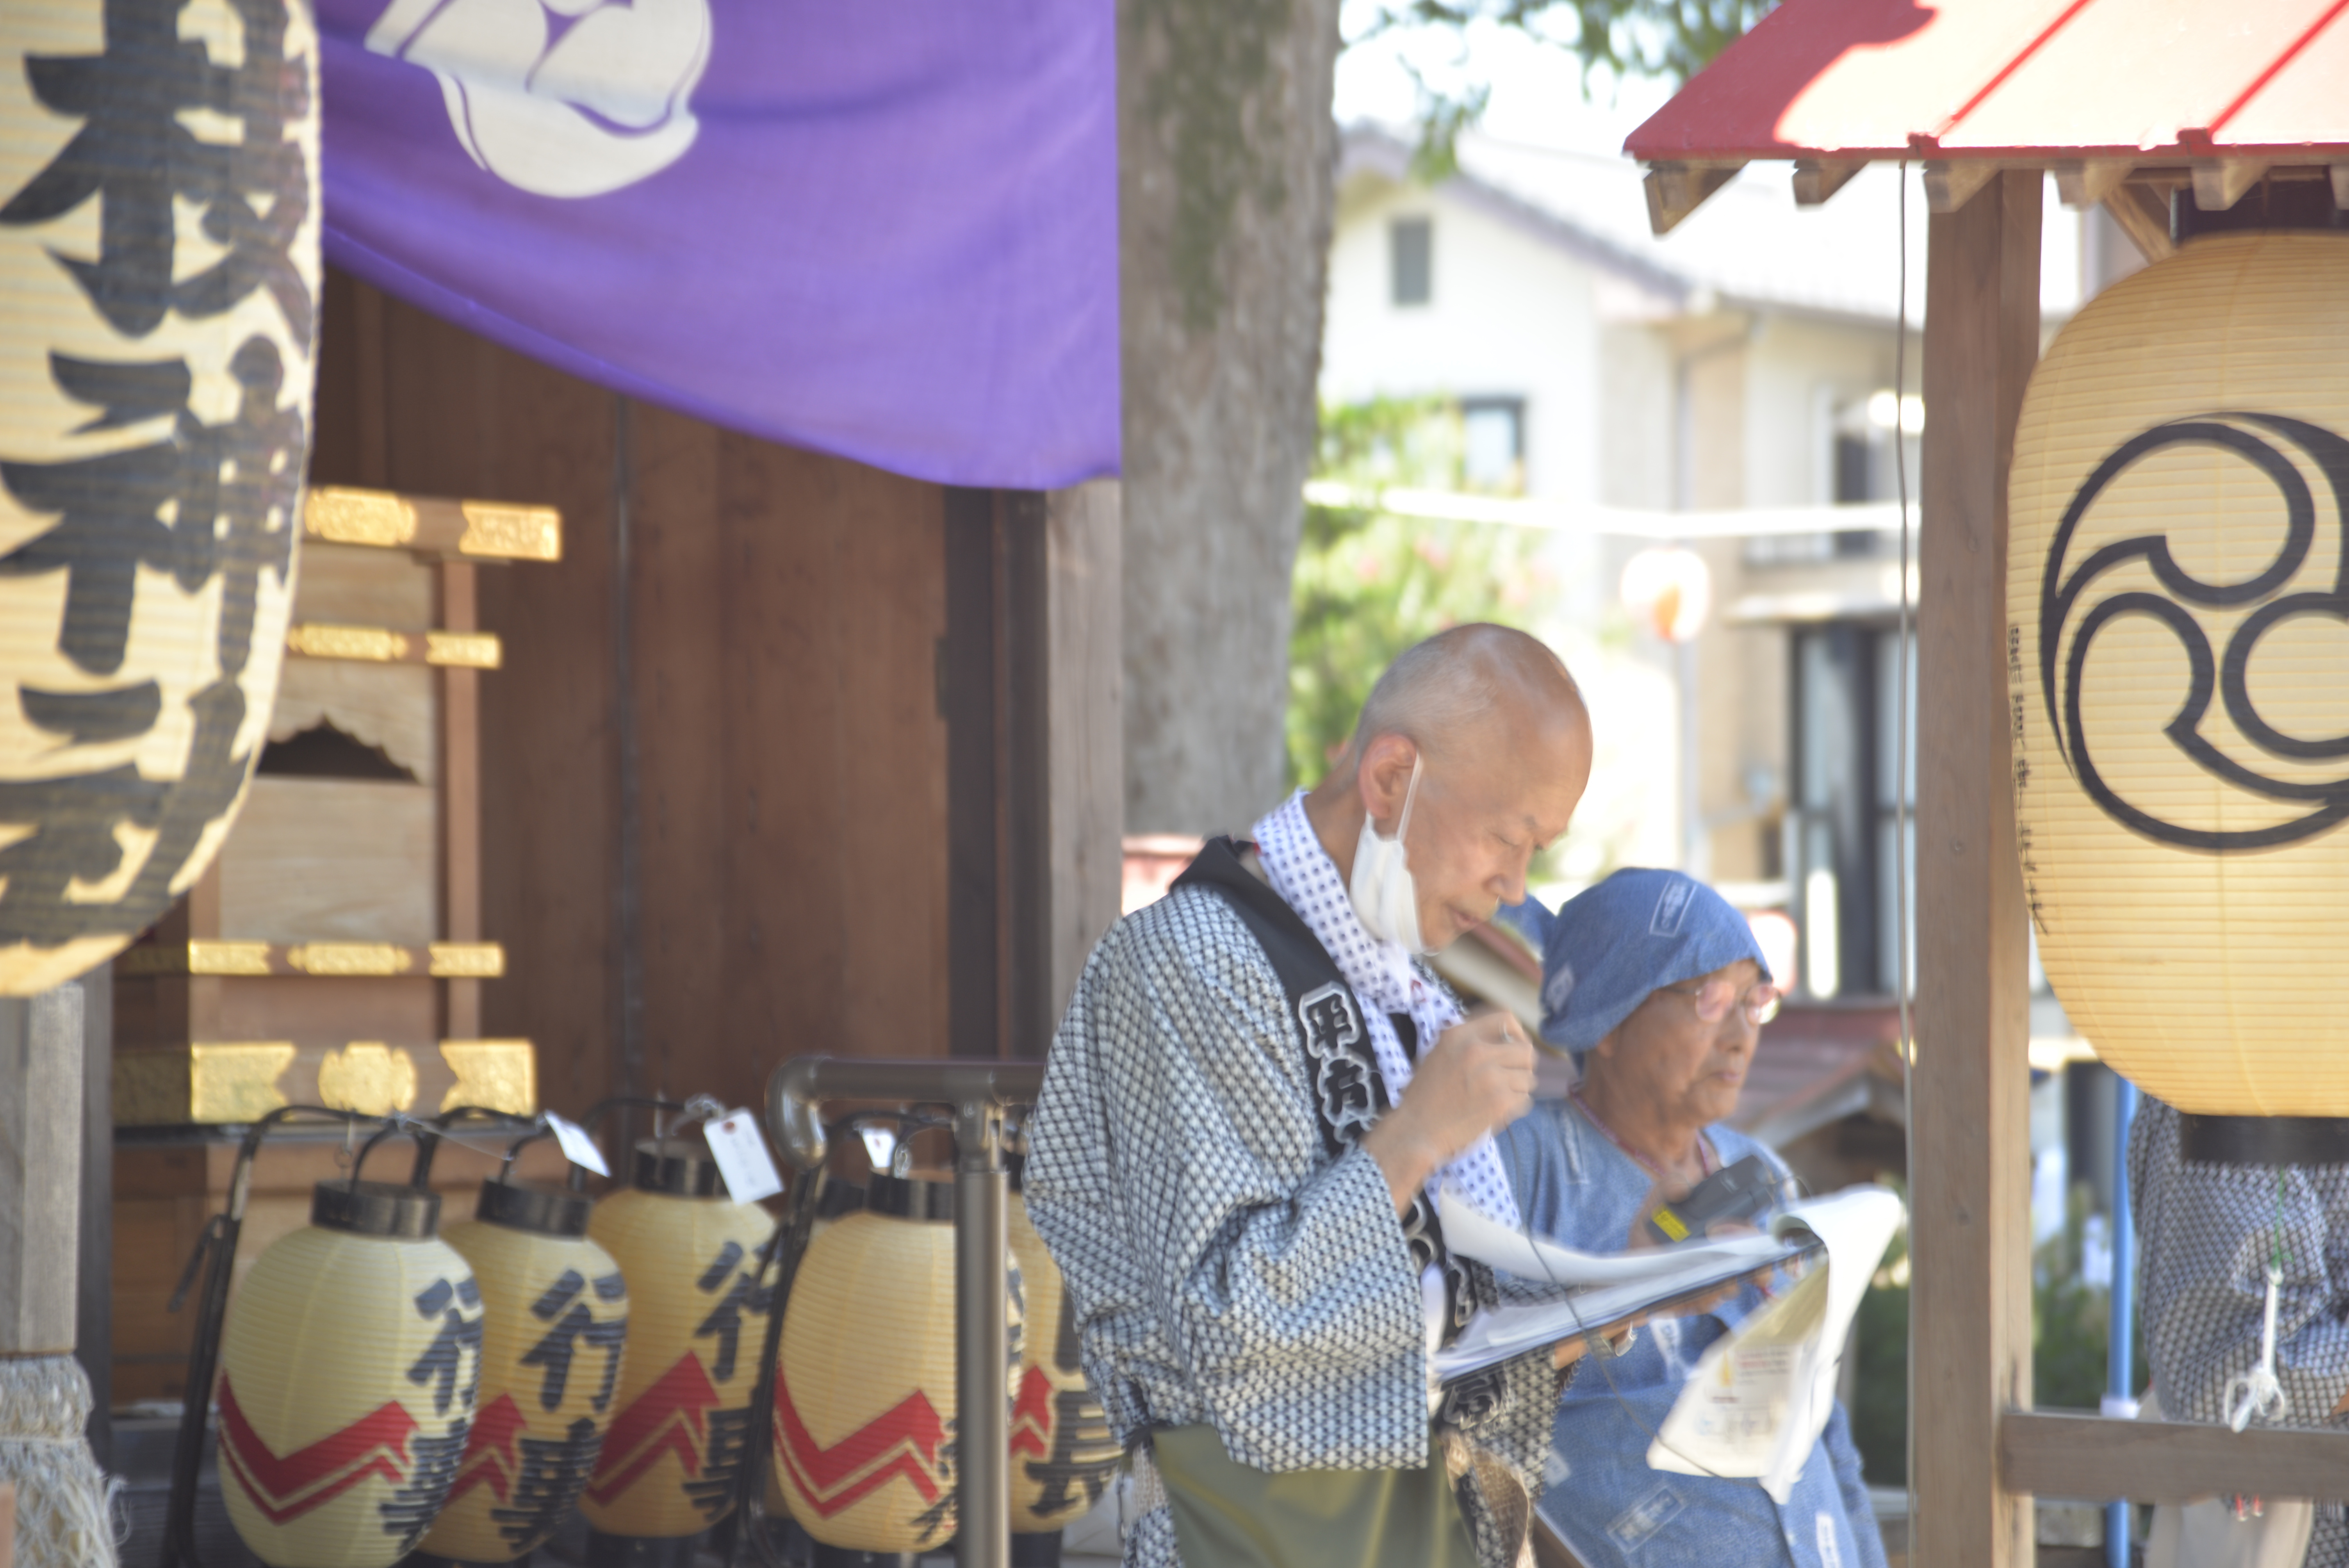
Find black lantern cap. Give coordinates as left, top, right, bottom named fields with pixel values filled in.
left=2181, top=1114, right=2349, bottom=1169
left=866, top=1172, right=955, bottom=1222
left=818, top=1181, right=867, bottom=1220
left=313, top=1179, right=441, bottom=1238
left=632, top=1136, right=724, bottom=1197
left=478, top=1178, right=594, bottom=1237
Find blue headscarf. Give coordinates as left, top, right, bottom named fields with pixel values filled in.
left=1495, top=868, right=1770, bottom=1055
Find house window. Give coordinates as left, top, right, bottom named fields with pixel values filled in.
left=1460, top=397, right=1524, bottom=492
left=1390, top=217, right=1432, bottom=306
left=1787, top=621, right=1914, bottom=998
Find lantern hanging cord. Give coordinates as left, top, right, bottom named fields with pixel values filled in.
left=1893, top=155, right=1919, bottom=1543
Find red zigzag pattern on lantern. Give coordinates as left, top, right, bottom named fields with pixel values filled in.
left=588, top=1355, right=723, bottom=1506
left=442, top=1393, right=531, bottom=1507
left=216, top=1375, right=421, bottom=1525
left=1011, top=1366, right=1052, bottom=1460
left=770, top=1371, right=948, bottom=1517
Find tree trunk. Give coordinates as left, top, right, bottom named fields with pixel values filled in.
left=1118, top=0, right=1341, bottom=834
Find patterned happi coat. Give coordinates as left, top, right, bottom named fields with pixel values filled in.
left=1024, top=853, right=1567, bottom=1568
left=2132, top=1097, right=2349, bottom=1566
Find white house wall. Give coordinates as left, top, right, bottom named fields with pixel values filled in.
left=1322, top=175, right=1602, bottom=503
left=1741, top=313, right=1903, bottom=508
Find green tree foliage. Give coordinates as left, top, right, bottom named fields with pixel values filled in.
left=1287, top=398, right=1554, bottom=786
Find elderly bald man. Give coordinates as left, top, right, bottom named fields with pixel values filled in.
left=1025, top=625, right=1602, bottom=1568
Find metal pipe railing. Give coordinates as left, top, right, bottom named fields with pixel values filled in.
left=765, top=1057, right=1045, bottom=1568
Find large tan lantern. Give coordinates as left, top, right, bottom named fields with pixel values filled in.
left=422, top=1180, right=630, bottom=1563
left=0, top=0, right=321, bottom=994
left=216, top=1178, right=483, bottom=1568
left=772, top=1174, right=1019, bottom=1557
left=2009, top=231, right=2349, bottom=1115
left=1006, top=1187, right=1118, bottom=1537
left=581, top=1139, right=776, bottom=1543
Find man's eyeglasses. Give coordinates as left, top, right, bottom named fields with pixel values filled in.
left=1660, top=975, right=1781, bottom=1028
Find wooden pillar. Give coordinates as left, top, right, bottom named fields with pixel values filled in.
left=1912, top=169, right=2041, bottom=1568
left=0, top=987, right=86, bottom=1355
left=72, top=968, right=110, bottom=1469
left=1044, top=480, right=1124, bottom=1024
left=438, top=563, right=483, bottom=1041
left=946, top=483, right=1124, bottom=1060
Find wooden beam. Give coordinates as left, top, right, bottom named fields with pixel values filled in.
left=1912, top=169, right=2040, bottom=1568
left=2191, top=158, right=2272, bottom=211
left=1923, top=160, right=2003, bottom=214
left=2003, top=1411, right=2349, bottom=1502
left=1044, top=480, right=1124, bottom=1026
left=1792, top=158, right=1866, bottom=206
left=2101, top=184, right=2176, bottom=264
left=1642, top=162, right=1742, bottom=235
left=2053, top=159, right=2132, bottom=208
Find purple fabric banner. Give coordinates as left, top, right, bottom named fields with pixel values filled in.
left=318, top=0, right=1118, bottom=488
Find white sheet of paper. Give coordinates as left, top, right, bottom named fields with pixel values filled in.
left=1439, top=1187, right=1793, bottom=1285
left=1648, top=1184, right=1906, bottom=1501
left=545, top=1110, right=610, bottom=1177
left=703, top=1110, right=784, bottom=1202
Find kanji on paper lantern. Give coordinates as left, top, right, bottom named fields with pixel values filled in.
left=1007, top=1187, right=1119, bottom=1536
left=0, top=0, right=320, bottom=993
left=2009, top=231, right=2349, bottom=1115
left=581, top=1139, right=775, bottom=1541
left=422, top=1180, right=631, bottom=1563
left=216, top=1179, right=483, bottom=1568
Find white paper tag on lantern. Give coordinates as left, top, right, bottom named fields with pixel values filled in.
left=545, top=1110, right=610, bottom=1178
left=705, top=1110, right=784, bottom=1202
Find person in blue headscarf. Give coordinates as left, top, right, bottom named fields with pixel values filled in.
left=1492, top=868, right=1886, bottom=1568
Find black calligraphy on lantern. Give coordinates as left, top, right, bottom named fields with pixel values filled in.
left=2, top=342, right=301, bottom=678
left=692, top=1240, right=770, bottom=1384
left=380, top=1426, right=469, bottom=1549
left=0, top=0, right=313, bottom=346
left=520, top=1268, right=629, bottom=1412
left=488, top=1416, right=601, bottom=1553
left=407, top=1276, right=485, bottom=1417
left=0, top=0, right=314, bottom=960
left=680, top=1406, right=756, bottom=1524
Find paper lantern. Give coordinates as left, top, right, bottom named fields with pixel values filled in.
left=422, top=1181, right=631, bottom=1563
left=773, top=1175, right=1009, bottom=1556
left=2009, top=231, right=2349, bottom=1114
left=1006, top=1191, right=1119, bottom=1536
left=0, top=0, right=321, bottom=994
left=216, top=1180, right=483, bottom=1568
left=581, top=1139, right=775, bottom=1540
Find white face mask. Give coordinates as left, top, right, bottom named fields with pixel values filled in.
left=1350, top=754, right=1429, bottom=953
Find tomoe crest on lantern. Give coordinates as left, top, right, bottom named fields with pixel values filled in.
left=0, top=0, right=322, bottom=993
left=2035, top=411, right=2349, bottom=852
left=2009, top=232, right=2349, bottom=1116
